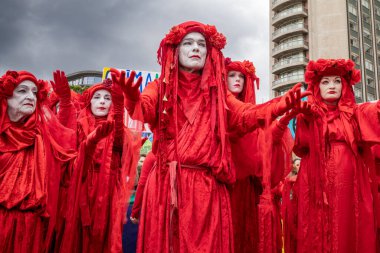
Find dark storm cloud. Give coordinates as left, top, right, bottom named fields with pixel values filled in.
left=0, top=0, right=270, bottom=100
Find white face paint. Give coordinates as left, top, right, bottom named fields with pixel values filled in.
left=90, top=89, right=112, bottom=117
left=319, top=76, right=342, bottom=105
left=178, top=32, right=207, bottom=73
left=7, top=80, right=38, bottom=122
left=227, top=70, right=245, bottom=95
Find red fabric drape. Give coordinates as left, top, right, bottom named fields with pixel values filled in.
left=0, top=102, right=76, bottom=253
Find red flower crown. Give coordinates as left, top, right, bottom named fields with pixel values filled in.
left=81, top=78, right=113, bottom=106
left=305, top=59, right=361, bottom=86
left=0, top=70, right=49, bottom=102
left=162, top=23, right=227, bottom=50
left=225, top=58, right=257, bottom=79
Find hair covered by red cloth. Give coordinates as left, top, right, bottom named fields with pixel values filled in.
left=157, top=21, right=227, bottom=65
left=305, top=59, right=361, bottom=109
left=0, top=70, right=49, bottom=102
left=225, top=57, right=260, bottom=104
left=305, top=59, right=361, bottom=86
left=80, top=78, right=113, bottom=107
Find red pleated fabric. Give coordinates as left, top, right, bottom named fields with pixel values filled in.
left=59, top=83, right=139, bottom=253
left=292, top=59, right=380, bottom=253
left=0, top=70, right=77, bottom=253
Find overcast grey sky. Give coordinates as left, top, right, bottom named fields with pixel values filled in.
left=0, top=0, right=270, bottom=101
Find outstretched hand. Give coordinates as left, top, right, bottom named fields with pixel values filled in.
left=273, top=83, right=312, bottom=117
left=87, top=120, right=115, bottom=145
left=50, top=70, right=71, bottom=104
left=110, top=68, right=142, bottom=102
left=278, top=101, right=313, bottom=126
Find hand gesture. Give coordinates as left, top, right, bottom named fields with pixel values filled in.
left=87, top=120, right=115, bottom=145
left=50, top=70, right=71, bottom=104
left=110, top=68, right=142, bottom=102
left=273, top=83, right=311, bottom=117
left=130, top=216, right=139, bottom=224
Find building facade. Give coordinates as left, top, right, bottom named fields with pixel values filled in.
left=66, top=70, right=102, bottom=86
left=270, top=0, right=380, bottom=103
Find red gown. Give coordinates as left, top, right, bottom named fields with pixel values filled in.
left=131, top=151, right=156, bottom=219
left=0, top=105, right=76, bottom=253
left=60, top=82, right=139, bottom=253
left=134, top=71, right=270, bottom=253
left=294, top=102, right=380, bottom=253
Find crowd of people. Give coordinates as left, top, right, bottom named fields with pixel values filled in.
left=0, top=20, right=380, bottom=253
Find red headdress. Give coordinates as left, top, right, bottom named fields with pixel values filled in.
left=294, top=59, right=364, bottom=248
left=80, top=78, right=113, bottom=108
left=304, top=59, right=361, bottom=110
left=155, top=21, right=232, bottom=183
left=0, top=70, right=76, bottom=250
left=225, top=57, right=259, bottom=104
left=0, top=70, right=49, bottom=102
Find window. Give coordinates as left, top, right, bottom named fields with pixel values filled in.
left=363, top=27, right=371, bottom=38
left=351, top=53, right=360, bottom=64
left=349, top=3, right=358, bottom=16
left=365, top=43, right=373, bottom=55
left=349, top=21, right=358, bottom=32
left=354, top=86, right=362, bottom=98
left=365, top=59, right=374, bottom=71
left=363, top=13, right=371, bottom=24
left=367, top=77, right=375, bottom=87
left=350, top=36, right=359, bottom=47
left=362, top=0, right=370, bottom=9
left=367, top=92, right=376, bottom=101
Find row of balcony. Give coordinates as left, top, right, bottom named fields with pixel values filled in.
left=272, top=74, right=304, bottom=89
left=272, top=57, right=309, bottom=74
left=272, top=23, right=308, bottom=42
left=272, top=0, right=304, bottom=12
left=272, top=40, right=309, bottom=57
left=272, top=6, right=307, bottom=26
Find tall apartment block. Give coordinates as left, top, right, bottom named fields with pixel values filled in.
left=270, top=0, right=380, bottom=103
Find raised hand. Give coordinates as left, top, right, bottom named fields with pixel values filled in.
left=87, top=120, right=115, bottom=146
left=110, top=68, right=142, bottom=102
left=50, top=70, right=71, bottom=105
left=272, top=101, right=313, bottom=140
left=272, top=83, right=312, bottom=118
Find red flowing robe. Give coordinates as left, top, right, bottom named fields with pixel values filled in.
left=135, top=71, right=271, bottom=253
left=131, top=151, right=156, bottom=219
left=293, top=102, right=380, bottom=253
left=0, top=106, right=76, bottom=253
left=281, top=172, right=298, bottom=253
left=229, top=127, right=262, bottom=253
left=60, top=108, right=137, bottom=253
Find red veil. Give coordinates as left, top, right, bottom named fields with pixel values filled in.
left=0, top=70, right=77, bottom=252
left=60, top=80, right=140, bottom=253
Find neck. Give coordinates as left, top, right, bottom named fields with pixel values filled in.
left=323, top=100, right=338, bottom=106
left=179, top=66, right=202, bottom=74
left=7, top=110, right=30, bottom=123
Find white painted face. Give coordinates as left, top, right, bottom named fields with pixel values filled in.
left=90, top=89, right=112, bottom=117
left=178, top=32, right=207, bottom=73
left=319, top=76, right=342, bottom=105
left=227, top=70, right=245, bottom=95
left=7, top=80, right=37, bottom=122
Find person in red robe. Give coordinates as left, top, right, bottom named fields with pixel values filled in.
left=111, top=21, right=309, bottom=253
left=292, top=59, right=380, bottom=253
left=59, top=79, right=139, bottom=253
left=225, top=58, right=262, bottom=253
left=0, top=70, right=77, bottom=252
left=281, top=158, right=300, bottom=253
left=130, top=151, right=156, bottom=223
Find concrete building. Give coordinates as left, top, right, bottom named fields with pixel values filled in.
left=270, top=0, right=380, bottom=102
left=66, top=70, right=102, bottom=86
